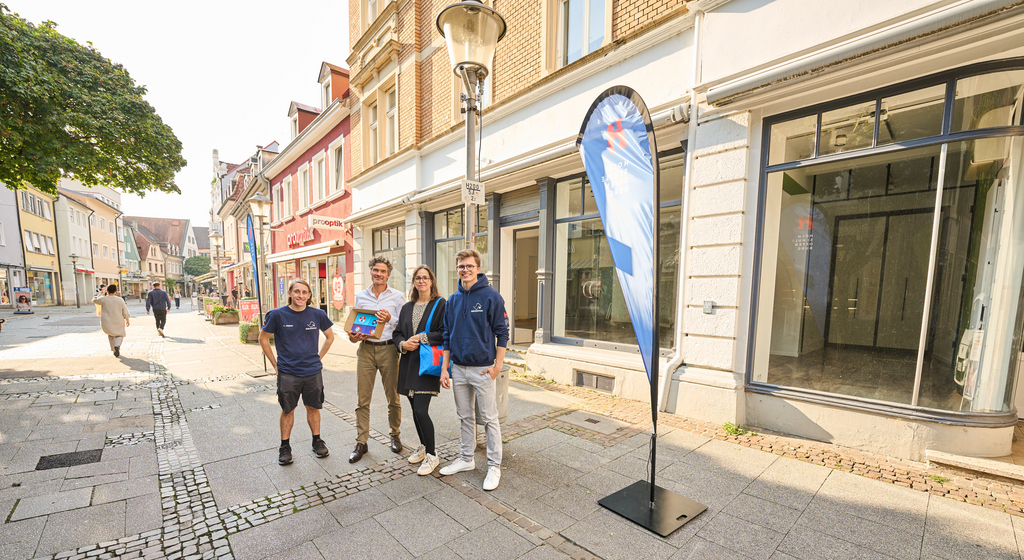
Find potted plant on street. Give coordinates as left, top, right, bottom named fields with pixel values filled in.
left=211, top=305, right=239, bottom=325
left=239, top=318, right=263, bottom=343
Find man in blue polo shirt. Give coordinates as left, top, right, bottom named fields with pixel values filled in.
left=259, top=279, right=336, bottom=465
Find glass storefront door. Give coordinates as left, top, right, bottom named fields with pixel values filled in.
left=756, top=63, right=1024, bottom=415
left=26, top=270, right=55, bottom=305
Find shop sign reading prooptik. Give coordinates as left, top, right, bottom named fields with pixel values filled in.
left=308, top=214, right=351, bottom=232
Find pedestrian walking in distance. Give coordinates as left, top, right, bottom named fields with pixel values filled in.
left=146, top=282, right=172, bottom=337
left=93, top=284, right=130, bottom=357
left=348, top=256, right=405, bottom=463
left=439, top=248, right=509, bottom=491
left=393, top=265, right=446, bottom=476
left=259, top=279, right=336, bottom=465
left=174, top=288, right=181, bottom=309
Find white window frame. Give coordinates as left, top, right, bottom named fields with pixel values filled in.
left=0, top=222, right=6, bottom=246
left=32, top=233, right=41, bottom=253
left=291, top=116, right=299, bottom=140
left=548, top=0, right=612, bottom=70
left=323, top=80, right=332, bottom=109
left=68, top=209, right=75, bottom=224
left=24, top=231, right=33, bottom=252
left=367, top=0, right=379, bottom=27
left=298, top=164, right=310, bottom=209
left=100, top=217, right=106, bottom=231
left=45, top=237, right=54, bottom=255
left=368, top=102, right=379, bottom=165
left=103, top=245, right=109, bottom=259
left=272, top=184, right=282, bottom=222
left=283, top=177, right=293, bottom=216
left=42, top=201, right=51, bottom=220
left=90, top=215, right=96, bottom=227
left=385, top=87, right=397, bottom=157
left=328, top=136, right=345, bottom=198
left=313, top=153, right=326, bottom=203
left=93, top=242, right=99, bottom=257
left=109, top=221, right=114, bottom=234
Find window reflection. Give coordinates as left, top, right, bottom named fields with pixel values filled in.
left=819, top=102, right=876, bottom=156
left=878, top=85, right=945, bottom=145
left=952, top=71, right=1024, bottom=132
left=769, top=115, right=817, bottom=166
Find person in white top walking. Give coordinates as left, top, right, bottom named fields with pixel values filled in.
left=348, top=256, right=406, bottom=463
left=93, top=284, right=130, bottom=357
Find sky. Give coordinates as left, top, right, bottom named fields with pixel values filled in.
left=13, top=0, right=350, bottom=229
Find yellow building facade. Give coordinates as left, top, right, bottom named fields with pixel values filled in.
left=17, top=186, right=60, bottom=305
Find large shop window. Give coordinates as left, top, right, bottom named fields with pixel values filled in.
left=755, top=63, right=1024, bottom=416
left=434, top=205, right=489, bottom=297
left=552, top=151, right=684, bottom=349
left=373, top=223, right=406, bottom=293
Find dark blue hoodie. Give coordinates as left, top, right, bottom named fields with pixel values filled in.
left=442, top=273, right=509, bottom=367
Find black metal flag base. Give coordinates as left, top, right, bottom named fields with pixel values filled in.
left=598, top=480, right=707, bottom=537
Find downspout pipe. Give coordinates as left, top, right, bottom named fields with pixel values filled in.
left=659, top=7, right=703, bottom=412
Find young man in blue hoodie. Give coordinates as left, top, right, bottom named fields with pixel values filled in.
left=439, top=248, right=509, bottom=491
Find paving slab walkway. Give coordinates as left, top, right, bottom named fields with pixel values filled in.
left=0, top=304, right=1021, bottom=559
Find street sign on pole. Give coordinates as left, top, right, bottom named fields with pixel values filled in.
left=461, top=178, right=485, bottom=205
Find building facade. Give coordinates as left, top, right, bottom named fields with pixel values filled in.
left=262, top=63, right=353, bottom=322
left=55, top=190, right=96, bottom=304
left=17, top=185, right=61, bottom=305
left=339, top=0, right=1024, bottom=461
left=0, top=185, right=26, bottom=306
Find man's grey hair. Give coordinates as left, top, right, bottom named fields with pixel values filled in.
left=368, top=255, right=393, bottom=274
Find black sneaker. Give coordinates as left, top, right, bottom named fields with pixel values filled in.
left=313, top=439, right=329, bottom=458
left=279, top=445, right=293, bottom=465
left=113, top=346, right=120, bottom=357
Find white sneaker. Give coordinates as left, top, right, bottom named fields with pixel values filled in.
left=408, top=445, right=426, bottom=464
left=483, top=467, right=501, bottom=491
left=439, top=458, right=475, bottom=476
left=418, top=454, right=440, bottom=476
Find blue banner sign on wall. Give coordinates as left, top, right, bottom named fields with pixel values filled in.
left=576, top=86, right=660, bottom=382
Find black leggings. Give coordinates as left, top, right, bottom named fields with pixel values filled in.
left=406, top=393, right=435, bottom=456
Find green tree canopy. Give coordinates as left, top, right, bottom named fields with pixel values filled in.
left=184, top=255, right=211, bottom=277
left=0, top=5, right=186, bottom=196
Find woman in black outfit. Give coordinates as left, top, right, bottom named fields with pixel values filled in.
left=393, top=265, right=446, bottom=475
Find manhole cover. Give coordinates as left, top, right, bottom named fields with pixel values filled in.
left=36, top=449, right=103, bottom=470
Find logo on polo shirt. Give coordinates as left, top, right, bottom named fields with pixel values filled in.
left=306, top=321, right=318, bottom=331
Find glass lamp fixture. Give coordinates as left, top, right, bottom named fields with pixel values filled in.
left=436, top=0, right=507, bottom=79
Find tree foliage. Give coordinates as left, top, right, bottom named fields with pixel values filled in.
left=184, top=255, right=211, bottom=277
left=0, top=5, right=186, bottom=196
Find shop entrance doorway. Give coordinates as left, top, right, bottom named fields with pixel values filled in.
left=512, top=228, right=539, bottom=345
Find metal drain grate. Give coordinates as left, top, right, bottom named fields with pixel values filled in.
left=585, top=418, right=601, bottom=424
left=36, top=449, right=103, bottom=470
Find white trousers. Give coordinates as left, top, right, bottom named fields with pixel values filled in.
left=451, top=363, right=502, bottom=468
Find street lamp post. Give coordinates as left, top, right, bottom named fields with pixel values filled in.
left=209, top=229, right=224, bottom=305
left=247, top=193, right=272, bottom=319
left=68, top=253, right=80, bottom=308
left=437, top=0, right=509, bottom=426
left=436, top=0, right=506, bottom=248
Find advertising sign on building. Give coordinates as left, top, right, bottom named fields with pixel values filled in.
left=309, top=215, right=350, bottom=232
left=332, top=272, right=345, bottom=310
left=239, top=298, right=260, bottom=322
left=13, top=286, right=32, bottom=314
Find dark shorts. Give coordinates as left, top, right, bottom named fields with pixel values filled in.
left=277, top=371, right=324, bottom=413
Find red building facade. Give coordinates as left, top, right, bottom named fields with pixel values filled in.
left=265, top=63, right=354, bottom=322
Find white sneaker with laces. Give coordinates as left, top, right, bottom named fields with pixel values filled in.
left=439, top=458, right=475, bottom=476
left=418, top=454, right=440, bottom=476
left=408, top=445, right=426, bottom=464
left=483, top=467, right=501, bottom=491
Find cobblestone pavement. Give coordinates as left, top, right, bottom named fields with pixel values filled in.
left=1, top=304, right=1023, bottom=559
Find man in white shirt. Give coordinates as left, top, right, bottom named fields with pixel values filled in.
left=348, top=256, right=406, bottom=463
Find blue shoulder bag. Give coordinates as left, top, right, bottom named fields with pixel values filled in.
left=417, top=299, right=444, bottom=377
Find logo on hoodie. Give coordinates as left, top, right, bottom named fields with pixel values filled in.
left=471, top=303, right=483, bottom=313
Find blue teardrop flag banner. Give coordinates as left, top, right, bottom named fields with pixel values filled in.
left=246, top=214, right=262, bottom=315
left=576, top=87, right=659, bottom=382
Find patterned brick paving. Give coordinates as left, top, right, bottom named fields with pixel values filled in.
left=510, top=372, right=1024, bottom=517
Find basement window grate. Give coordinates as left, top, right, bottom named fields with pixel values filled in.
left=575, top=370, right=614, bottom=393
